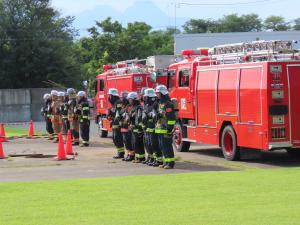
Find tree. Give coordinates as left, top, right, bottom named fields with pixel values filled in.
left=0, top=0, right=80, bottom=89
left=183, top=19, right=218, bottom=33
left=219, top=14, right=262, bottom=32
left=76, top=18, right=175, bottom=92
left=264, top=16, right=290, bottom=31
left=182, top=14, right=262, bottom=33
left=293, top=18, right=300, bottom=30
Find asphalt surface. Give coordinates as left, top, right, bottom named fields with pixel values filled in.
left=1, top=122, right=300, bottom=182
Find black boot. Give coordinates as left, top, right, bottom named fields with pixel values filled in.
left=113, top=152, right=125, bottom=159
left=133, top=157, right=145, bottom=163
left=142, top=157, right=150, bottom=164
left=124, top=155, right=135, bottom=161
left=152, top=160, right=163, bottom=167
left=164, top=162, right=175, bottom=169
left=147, top=158, right=155, bottom=166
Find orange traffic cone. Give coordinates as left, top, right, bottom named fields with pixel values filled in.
left=66, top=130, right=74, bottom=155
left=55, top=133, right=66, bottom=160
left=28, top=120, right=34, bottom=138
left=0, top=124, right=7, bottom=142
left=0, top=140, right=5, bottom=159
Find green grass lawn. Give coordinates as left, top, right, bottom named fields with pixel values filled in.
left=4, top=126, right=44, bottom=137
left=0, top=169, right=300, bottom=225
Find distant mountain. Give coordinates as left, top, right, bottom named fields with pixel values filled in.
left=72, top=1, right=189, bottom=36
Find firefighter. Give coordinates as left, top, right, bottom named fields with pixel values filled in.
left=50, top=90, right=61, bottom=142
left=142, top=88, right=163, bottom=166
left=155, top=85, right=176, bottom=169
left=41, top=93, right=54, bottom=140
left=67, top=88, right=80, bottom=146
left=76, top=91, right=90, bottom=147
left=57, top=92, right=66, bottom=137
left=107, top=88, right=125, bottom=159
left=60, top=91, right=70, bottom=141
left=128, top=91, right=145, bottom=163
left=120, top=91, right=135, bottom=161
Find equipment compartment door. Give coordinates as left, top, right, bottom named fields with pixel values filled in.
left=287, top=65, right=300, bottom=146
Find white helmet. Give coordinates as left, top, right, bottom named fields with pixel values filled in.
left=58, top=91, right=65, bottom=97
left=141, top=87, right=148, bottom=96
left=77, top=91, right=86, bottom=97
left=144, top=88, right=156, bottom=98
left=67, top=88, right=76, bottom=96
left=43, top=93, right=51, bottom=100
left=51, top=90, right=58, bottom=96
left=120, top=91, right=129, bottom=99
left=127, top=92, right=138, bottom=100
left=155, top=85, right=169, bottom=95
left=108, top=88, right=119, bottom=96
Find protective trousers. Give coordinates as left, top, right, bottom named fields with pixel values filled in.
left=62, top=119, right=70, bottom=136
left=122, top=131, right=133, bottom=151
left=80, top=120, right=90, bottom=144
left=144, top=132, right=153, bottom=159
left=51, top=115, right=61, bottom=139
left=46, top=118, right=54, bottom=138
left=150, top=132, right=162, bottom=163
left=70, top=118, right=79, bottom=144
left=158, top=134, right=175, bottom=166
left=132, top=131, right=145, bottom=159
left=113, top=128, right=124, bottom=153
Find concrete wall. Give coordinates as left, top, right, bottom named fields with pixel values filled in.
left=174, top=31, right=300, bottom=54
left=0, top=88, right=54, bottom=123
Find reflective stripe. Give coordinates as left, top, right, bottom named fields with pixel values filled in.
left=82, top=141, right=89, bottom=144
left=156, top=157, right=163, bottom=162
left=136, top=154, right=145, bottom=159
left=117, top=147, right=125, bottom=153
left=146, top=128, right=154, bottom=132
left=164, top=158, right=175, bottom=162
left=82, top=116, right=88, bottom=119
left=155, top=129, right=167, bottom=134
left=112, top=125, right=120, bottom=128
left=120, top=128, right=129, bottom=132
left=133, top=129, right=142, bottom=133
left=167, top=120, right=176, bottom=125
left=82, top=107, right=89, bottom=110
left=62, top=116, right=68, bottom=119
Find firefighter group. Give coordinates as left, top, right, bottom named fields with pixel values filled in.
left=41, top=85, right=176, bottom=169
left=107, top=85, right=176, bottom=169
left=41, top=88, right=91, bottom=147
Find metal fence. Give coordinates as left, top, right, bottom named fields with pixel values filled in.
left=0, top=88, right=55, bottom=123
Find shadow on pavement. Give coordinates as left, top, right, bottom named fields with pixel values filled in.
left=189, top=146, right=300, bottom=168
left=174, top=161, right=234, bottom=172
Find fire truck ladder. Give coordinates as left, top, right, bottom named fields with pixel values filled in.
left=209, top=40, right=299, bottom=64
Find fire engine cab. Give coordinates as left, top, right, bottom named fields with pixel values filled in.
left=169, top=40, right=300, bottom=160
left=94, top=55, right=177, bottom=137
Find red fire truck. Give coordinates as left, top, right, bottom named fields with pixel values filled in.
left=94, top=56, right=176, bottom=137
left=168, top=40, right=300, bottom=160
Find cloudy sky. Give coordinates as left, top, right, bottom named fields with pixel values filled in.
left=51, top=0, right=300, bottom=19
left=50, top=0, right=300, bottom=35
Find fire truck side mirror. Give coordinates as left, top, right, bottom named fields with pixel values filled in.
left=150, top=72, right=157, bottom=82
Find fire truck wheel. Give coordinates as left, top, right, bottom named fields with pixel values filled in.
left=97, top=118, right=108, bottom=138
left=221, top=126, right=240, bottom=161
left=172, top=123, right=190, bottom=152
